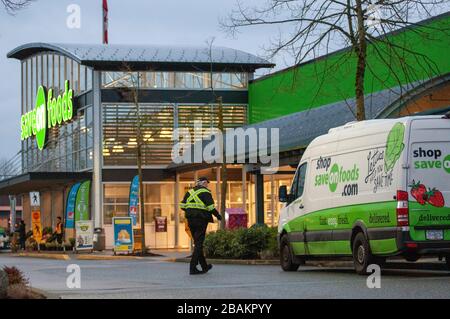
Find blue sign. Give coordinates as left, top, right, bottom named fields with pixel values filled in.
left=113, top=217, right=134, bottom=253
left=65, top=182, right=81, bottom=229
left=129, top=175, right=139, bottom=226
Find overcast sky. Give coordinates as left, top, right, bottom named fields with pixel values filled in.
left=0, top=0, right=288, bottom=160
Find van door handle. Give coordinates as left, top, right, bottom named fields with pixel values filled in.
left=299, top=204, right=304, bottom=209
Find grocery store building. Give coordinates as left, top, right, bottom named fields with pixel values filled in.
left=0, top=42, right=276, bottom=248
left=0, top=12, right=449, bottom=250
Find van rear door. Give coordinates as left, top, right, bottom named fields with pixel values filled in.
left=407, top=116, right=450, bottom=242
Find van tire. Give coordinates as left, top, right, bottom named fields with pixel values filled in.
left=445, top=255, right=450, bottom=270
left=352, top=232, right=374, bottom=275
left=405, top=254, right=420, bottom=262
left=280, top=235, right=300, bottom=272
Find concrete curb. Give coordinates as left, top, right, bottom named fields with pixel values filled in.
left=172, top=257, right=280, bottom=265
left=75, top=254, right=146, bottom=261
left=13, top=252, right=71, bottom=260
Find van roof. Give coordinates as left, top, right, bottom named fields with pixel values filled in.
left=302, top=115, right=444, bottom=159
left=328, top=115, right=443, bottom=134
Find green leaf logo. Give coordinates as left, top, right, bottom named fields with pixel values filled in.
left=35, top=86, right=47, bottom=151
left=385, top=122, right=405, bottom=172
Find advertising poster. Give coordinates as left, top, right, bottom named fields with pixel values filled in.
left=225, top=208, right=248, bottom=229
left=128, top=175, right=139, bottom=227
left=75, top=181, right=91, bottom=221
left=155, top=216, right=167, bottom=232
left=31, top=210, right=42, bottom=242
left=113, top=217, right=134, bottom=253
left=75, top=220, right=94, bottom=251
left=65, top=182, right=81, bottom=229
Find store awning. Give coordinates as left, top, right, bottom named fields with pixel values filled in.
left=0, top=172, right=92, bottom=195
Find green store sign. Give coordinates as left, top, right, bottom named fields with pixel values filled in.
left=21, top=80, right=74, bottom=150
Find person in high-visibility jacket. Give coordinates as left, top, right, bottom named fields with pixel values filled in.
left=180, top=177, right=222, bottom=275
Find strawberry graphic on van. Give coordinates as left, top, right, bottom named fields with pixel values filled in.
left=426, top=188, right=445, bottom=207
left=409, top=180, right=427, bottom=205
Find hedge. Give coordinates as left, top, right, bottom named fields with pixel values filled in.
left=204, top=225, right=279, bottom=260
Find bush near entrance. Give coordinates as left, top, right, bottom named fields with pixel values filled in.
left=204, top=225, right=279, bottom=260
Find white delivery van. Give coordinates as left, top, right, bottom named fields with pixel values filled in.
left=278, top=114, right=450, bottom=274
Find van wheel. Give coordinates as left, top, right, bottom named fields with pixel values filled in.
left=405, top=254, right=420, bottom=262
left=352, top=232, right=374, bottom=275
left=445, top=255, right=450, bottom=270
left=280, top=235, right=300, bottom=272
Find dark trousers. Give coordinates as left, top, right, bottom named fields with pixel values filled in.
left=19, top=236, right=26, bottom=250
left=56, top=234, right=63, bottom=245
left=188, top=218, right=208, bottom=272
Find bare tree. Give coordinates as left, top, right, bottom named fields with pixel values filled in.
left=205, top=37, right=227, bottom=229
left=222, top=0, right=448, bottom=120
left=1, top=0, right=33, bottom=14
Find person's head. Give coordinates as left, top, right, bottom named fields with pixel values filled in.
left=195, top=177, right=210, bottom=188
left=20, top=219, right=25, bottom=225
left=57, top=217, right=62, bottom=222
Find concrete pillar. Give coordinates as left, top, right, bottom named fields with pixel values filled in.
left=92, top=70, right=103, bottom=229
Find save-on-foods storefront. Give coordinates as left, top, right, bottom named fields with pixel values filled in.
left=0, top=42, right=288, bottom=249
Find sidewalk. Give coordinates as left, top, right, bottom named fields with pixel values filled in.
left=7, top=248, right=192, bottom=261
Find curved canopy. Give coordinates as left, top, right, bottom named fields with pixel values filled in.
left=7, top=42, right=274, bottom=71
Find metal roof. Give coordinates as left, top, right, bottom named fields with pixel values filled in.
left=7, top=43, right=274, bottom=70
left=169, top=76, right=450, bottom=171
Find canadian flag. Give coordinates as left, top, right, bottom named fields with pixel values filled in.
left=103, top=0, right=108, bottom=44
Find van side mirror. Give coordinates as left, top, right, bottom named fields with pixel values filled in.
left=279, top=186, right=288, bottom=202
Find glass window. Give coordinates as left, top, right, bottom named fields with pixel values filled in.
left=86, top=68, right=92, bottom=90
left=80, top=65, right=86, bottom=92
left=295, top=163, right=308, bottom=199
left=48, top=54, right=54, bottom=90
left=42, top=54, right=47, bottom=88
left=21, top=62, right=25, bottom=114
left=54, top=55, right=59, bottom=92
left=31, top=57, right=35, bottom=109
left=60, top=56, right=66, bottom=94
left=103, top=184, right=131, bottom=224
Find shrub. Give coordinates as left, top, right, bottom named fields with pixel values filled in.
left=25, top=237, right=37, bottom=251
left=7, top=284, right=44, bottom=299
left=2, top=266, right=29, bottom=286
left=25, top=230, right=33, bottom=239
left=42, top=227, right=53, bottom=236
left=45, top=242, right=57, bottom=251
left=204, top=225, right=279, bottom=260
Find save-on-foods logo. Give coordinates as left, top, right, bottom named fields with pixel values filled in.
left=412, top=147, right=450, bottom=174
left=21, top=81, right=73, bottom=150
left=315, top=162, right=360, bottom=192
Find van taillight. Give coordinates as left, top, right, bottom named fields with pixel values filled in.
left=397, top=190, right=409, bottom=227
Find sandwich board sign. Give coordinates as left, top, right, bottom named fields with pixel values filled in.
left=113, top=217, right=134, bottom=254
left=75, top=220, right=94, bottom=251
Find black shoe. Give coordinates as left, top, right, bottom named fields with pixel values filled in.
left=190, top=270, right=204, bottom=275
left=203, top=264, right=213, bottom=273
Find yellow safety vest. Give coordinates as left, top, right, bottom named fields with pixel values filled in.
left=180, top=188, right=215, bottom=211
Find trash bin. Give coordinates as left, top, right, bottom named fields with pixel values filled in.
left=93, top=228, right=105, bottom=251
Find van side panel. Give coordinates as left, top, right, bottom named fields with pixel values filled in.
left=407, top=118, right=450, bottom=241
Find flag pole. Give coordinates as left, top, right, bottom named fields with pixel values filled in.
left=102, top=0, right=108, bottom=44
